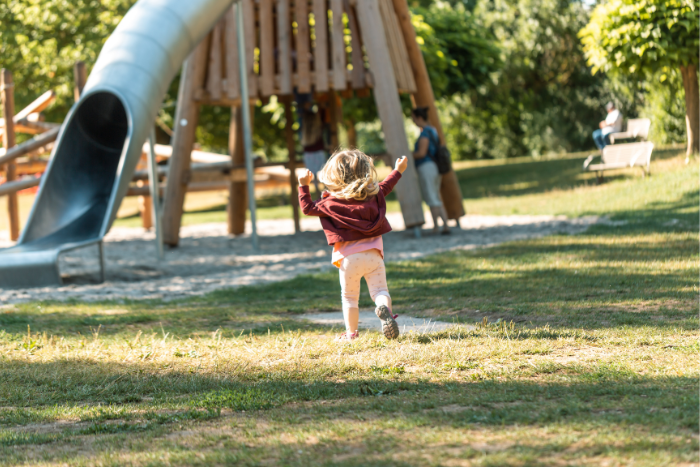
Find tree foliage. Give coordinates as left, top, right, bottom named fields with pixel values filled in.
left=579, top=0, right=699, bottom=76
left=0, top=0, right=134, bottom=124
left=436, top=0, right=609, bottom=159
left=412, top=5, right=501, bottom=98
left=579, top=0, right=700, bottom=154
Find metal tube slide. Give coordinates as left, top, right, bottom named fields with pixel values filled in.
left=0, top=0, right=234, bottom=288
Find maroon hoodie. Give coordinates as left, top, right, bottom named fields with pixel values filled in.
left=298, top=170, right=402, bottom=245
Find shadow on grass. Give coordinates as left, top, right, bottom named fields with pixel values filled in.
left=1, top=360, right=696, bottom=430
left=0, top=358, right=696, bottom=467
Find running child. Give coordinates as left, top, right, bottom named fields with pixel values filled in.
left=298, top=149, right=408, bottom=340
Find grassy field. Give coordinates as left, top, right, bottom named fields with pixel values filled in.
left=111, top=144, right=695, bottom=228
left=0, top=145, right=691, bottom=232
left=0, top=148, right=697, bottom=465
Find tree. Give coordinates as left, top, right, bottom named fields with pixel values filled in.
left=432, top=0, right=608, bottom=159
left=580, top=0, right=700, bottom=155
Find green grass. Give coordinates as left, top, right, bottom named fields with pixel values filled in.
left=0, top=149, right=697, bottom=466
left=110, top=145, right=694, bottom=228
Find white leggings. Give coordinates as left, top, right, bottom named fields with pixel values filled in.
left=338, top=249, right=392, bottom=333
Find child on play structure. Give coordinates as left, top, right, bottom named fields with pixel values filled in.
left=298, top=149, right=408, bottom=341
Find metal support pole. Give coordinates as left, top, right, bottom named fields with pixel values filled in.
left=147, top=127, right=164, bottom=260
left=235, top=1, right=259, bottom=252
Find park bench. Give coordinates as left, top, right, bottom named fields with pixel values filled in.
left=609, top=118, right=651, bottom=144
left=583, top=141, right=654, bottom=182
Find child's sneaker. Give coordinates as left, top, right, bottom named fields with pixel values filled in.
left=375, top=305, right=399, bottom=339
left=336, top=330, right=359, bottom=341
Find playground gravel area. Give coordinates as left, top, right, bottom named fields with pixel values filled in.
left=0, top=213, right=601, bottom=304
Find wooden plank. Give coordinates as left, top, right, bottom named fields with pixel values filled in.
left=276, top=0, right=292, bottom=95
left=313, top=0, right=329, bottom=92
left=206, top=20, right=224, bottom=101
left=354, top=0, right=424, bottom=228
left=377, top=0, right=403, bottom=89
left=343, top=0, right=365, bottom=89
left=161, top=40, right=209, bottom=247
left=74, top=61, right=87, bottom=102
left=15, top=90, right=55, bottom=122
left=242, top=0, right=258, bottom=98
left=379, top=0, right=414, bottom=92
left=391, top=0, right=464, bottom=219
left=329, top=0, right=346, bottom=90
left=295, top=0, right=311, bottom=93
left=225, top=6, right=241, bottom=100
left=390, top=1, right=416, bottom=92
left=259, top=0, right=275, bottom=96
left=1, top=69, right=20, bottom=241
left=282, top=96, right=300, bottom=233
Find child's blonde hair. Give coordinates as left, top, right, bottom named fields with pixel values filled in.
left=318, top=149, right=379, bottom=201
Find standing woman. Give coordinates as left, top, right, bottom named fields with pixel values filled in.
left=411, top=107, right=450, bottom=235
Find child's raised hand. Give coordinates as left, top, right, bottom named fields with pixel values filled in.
left=395, top=156, right=408, bottom=174
left=298, top=169, right=314, bottom=186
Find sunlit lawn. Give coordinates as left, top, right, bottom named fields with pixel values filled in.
left=0, top=148, right=697, bottom=465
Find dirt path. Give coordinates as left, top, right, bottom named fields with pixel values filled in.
left=0, top=213, right=600, bottom=304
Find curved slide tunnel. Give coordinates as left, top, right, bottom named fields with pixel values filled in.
left=0, top=0, right=234, bottom=288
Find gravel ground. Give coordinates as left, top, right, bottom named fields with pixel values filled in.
left=0, top=213, right=600, bottom=304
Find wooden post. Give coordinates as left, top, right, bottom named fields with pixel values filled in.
left=73, top=61, right=87, bottom=102
left=162, top=42, right=208, bottom=247
left=328, top=90, right=340, bottom=151
left=283, top=97, right=301, bottom=233
left=137, top=179, right=153, bottom=230
left=346, top=117, right=357, bottom=148
left=227, top=105, right=248, bottom=235
left=391, top=0, right=465, bottom=221
left=355, top=0, right=424, bottom=229
left=1, top=69, right=20, bottom=241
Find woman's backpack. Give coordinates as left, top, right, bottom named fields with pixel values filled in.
left=427, top=128, right=453, bottom=175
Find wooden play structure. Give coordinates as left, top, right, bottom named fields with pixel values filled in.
left=0, top=0, right=465, bottom=245
left=161, top=0, right=465, bottom=246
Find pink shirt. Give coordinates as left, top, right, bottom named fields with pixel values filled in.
left=332, top=236, right=384, bottom=268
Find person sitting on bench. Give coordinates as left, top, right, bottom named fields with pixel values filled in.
left=592, top=102, right=623, bottom=150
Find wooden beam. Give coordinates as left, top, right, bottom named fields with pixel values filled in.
left=378, top=0, right=415, bottom=93
left=328, top=90, right=339, bottom=151
left=277, top=0, right=292, bottom=95
left=344, top=0, right=365, bottom=89
left=295, top=0, right=312, bottom=93
left=242, top=0, right=258, bottom=98
left=0, top=126, right=60, bottom=166
left=15, top=90, right=55, bottom=123
left=329, top=0, right=347, bottom=91
left=228, top=105, right=248, bottom=235
left=137, top=180, right=153, bottom=230
left=282, top=97, right=300, bottom=233
left=1, top=69, right=20, bottom=241
left=0, top=90, right=56, bottom=138
left=259, top=0, right=275, bottom=96
left=73, top=61, right=87, bottom=102
left=0, top=176, right=40, bottom=197
left=313, top=0, right=329, bottom=92
left=354, top=0, right=424, bottom=228
left=391, top=0, right=464, bottom=220
left=161, top=40, right=209, bottom=247
left=225, top=6, right=241, bottom=100
left=206, top=20, right=225, bottom=101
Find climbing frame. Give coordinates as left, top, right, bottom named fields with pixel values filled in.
left=162, top=0, right=464, bottom=246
